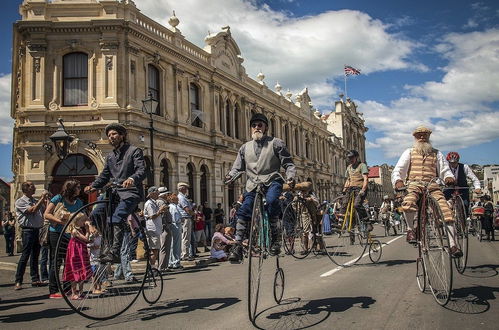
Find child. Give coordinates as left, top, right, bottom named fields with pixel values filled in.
left=63, top=212, right=92, bottom=300
left=87, top=226, right=103, bottom=295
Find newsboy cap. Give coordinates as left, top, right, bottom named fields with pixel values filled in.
left=412, top=126, right=432, bottom=136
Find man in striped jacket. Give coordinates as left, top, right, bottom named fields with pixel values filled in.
left=392, top=126, right=462, bottom=257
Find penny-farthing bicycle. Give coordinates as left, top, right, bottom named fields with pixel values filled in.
left=54, top=182, right=163, bottom=320
left=225, top=173, right=285, bottom=324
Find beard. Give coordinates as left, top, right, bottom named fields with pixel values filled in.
left=252, top=131, right=264, bottom=141
left=413, top=140, right=433, bottom=156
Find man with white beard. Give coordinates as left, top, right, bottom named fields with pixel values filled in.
left=225, top=113, right=296, bottom=262
left=392, top=126, right=463, bottom=257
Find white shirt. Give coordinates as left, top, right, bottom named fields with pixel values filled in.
left=391, top=148, right=454, bottom=187
left=447, top=162, right=481, bottom=189
left=144, top=198, right=162, bottom=235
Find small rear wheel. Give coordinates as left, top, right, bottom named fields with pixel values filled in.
left=369, top=240, right=382, bottom=263
left=142, top=267, right=164, bottom=304
left=273, top=267, right=285, bottom=304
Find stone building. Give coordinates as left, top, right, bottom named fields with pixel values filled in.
left=367, top=164, right=393, bottom=207
left=11, top=0, right=365, bottom=212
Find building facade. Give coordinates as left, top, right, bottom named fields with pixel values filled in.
left=11, top=0, right=365, bottom=212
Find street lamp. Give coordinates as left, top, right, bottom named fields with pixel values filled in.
left=142, top=91, right=159, bottom=185
left=49, top=118, right=73, bottom=160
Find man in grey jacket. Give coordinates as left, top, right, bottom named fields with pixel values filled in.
left=225, top=113, right=296, bottom=262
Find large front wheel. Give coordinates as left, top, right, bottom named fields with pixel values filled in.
left=248, top=193, right=265, bottom=323
left=423, top=196, right=453, bottom=306
left=55, top=200, right=146, bottom=320
left=452, top=196, right=468, bottom=274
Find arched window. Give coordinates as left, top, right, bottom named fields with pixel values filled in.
left=225, top=100, right=231, bottom=137
left=187, top=163, right=195, bottom=201
left=148, top=64, right=160, bottom=115
left=63, top=52, right=88, bottom=106
left=269, top=118, right=276, bottom=137
left=160, top=158, right=171, bottom=189
left=200, top=165, right=209, bottom=204
left=294, top=128, right=300, bottom=156
left=190, top=83, right=202, bottom=127
left=234, top=104, right=240, bottom=139
left=219, top=95, right=224, bottom=133
left=305, top=134, right=310, bottom=159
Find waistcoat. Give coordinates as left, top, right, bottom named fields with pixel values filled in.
left=347, top=163, right=366, bottom=187
left=408, top=148, right=438, bottom=182
left=244, top=138, right=281, bottom=192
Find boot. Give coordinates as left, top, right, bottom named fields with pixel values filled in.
left=100, top=222, right=125, bottom=264
left=269, top=221, right=281, bottom=256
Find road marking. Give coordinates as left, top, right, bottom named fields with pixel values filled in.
left=320, top=234, right=405, bottom=277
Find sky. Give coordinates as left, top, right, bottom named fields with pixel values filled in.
left=0, top=0, right=498, bottom=181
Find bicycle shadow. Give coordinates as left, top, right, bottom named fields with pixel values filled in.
left=86, top=297, right=240, bottom=328
left=445, top=285, right=499, bottom=314
left=357, top=259, right=415, bottom=267
left=0, top=307, right=73, bottom=323
left=253, top=296, right=376, bottom=330
left=461, top=264, right=498, bottom=279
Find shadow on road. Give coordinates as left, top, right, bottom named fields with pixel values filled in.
left=253, top=296, right=376, bottom=330
left=445, top=285, right=499, bottom=314
left=461, top=264, right=499, bottom=279
left=357, top=259, right=415, bottom=267
left=0, top=307, right=73, bottom=323
left=86, top=297, right=240, bottom=328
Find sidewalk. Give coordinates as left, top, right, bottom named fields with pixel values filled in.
left=0, top=237, right=217, bottom=275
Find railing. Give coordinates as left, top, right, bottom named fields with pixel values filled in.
left=131, top=12, right=209, bottom=63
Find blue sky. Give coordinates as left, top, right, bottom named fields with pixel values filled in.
left=0, top=0, right=498, bottom=181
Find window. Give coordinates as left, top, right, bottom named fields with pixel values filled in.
left=219, top=96, right=224, bottom=133
left=148, top=64, right=160, bottom=115
left=226, top=100, right=231, bottom=137
left=190, top=83, right=202, bottom=127
left=63, top=52, right=88, bottom=106
left=234, top=104, right=240, bottom=139
left=160, top=158, right=171, bottom=189
left=269, top=118, right=276, bottom=137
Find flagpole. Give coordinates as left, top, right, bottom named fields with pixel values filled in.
left=344, top=73, right=347, bottom=99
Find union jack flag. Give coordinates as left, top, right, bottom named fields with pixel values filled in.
left=344, top=65, right=361, bottom=76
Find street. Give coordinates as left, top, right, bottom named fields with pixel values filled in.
left=0, top=227, right=498, bottom=330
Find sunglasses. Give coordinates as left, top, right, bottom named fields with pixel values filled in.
left=251, top=122, right=264, bottom=128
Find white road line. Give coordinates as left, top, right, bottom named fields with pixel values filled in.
left=320, top=234, right=405, bottom=277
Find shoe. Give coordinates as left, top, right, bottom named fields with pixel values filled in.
left=70, top=294, right=83, bottom=300
left=270, top=243, right=281, bottom=256
left=170, top=265, right=183, bottom=270
left=406, top=229, right=416, bottom=243
left=130, top=259, right=139, bottom=263
left=8, top=253, right=14, bottom=256
left=125, top=277, right=139, bottom=283
left=228, top=244, right=243, bottom=263
left=100, top=223, right=126, bottom=263
left=31, top=281, right=43, bottom=287
left=41, top=280, right=49, bottom=285
left=49, top=293, right=63, bottom=299
left=449, top=246, right=463, bottom=258
left=14, top=283, right=22, bottom=290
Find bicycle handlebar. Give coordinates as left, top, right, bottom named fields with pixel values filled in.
left=224, top=171, right=243, bottom=185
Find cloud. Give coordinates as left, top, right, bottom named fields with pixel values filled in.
left=138, top=0, right=419, bottom=107
left=0, top=74, right=13, bottom=145
left=361, top=28, right=499, bottom=158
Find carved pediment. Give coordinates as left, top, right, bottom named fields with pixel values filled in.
left=204, top=26, right=245, bottom=78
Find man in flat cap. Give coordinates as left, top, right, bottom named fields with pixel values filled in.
left=392, top=126, right=462, bottom=257
left=177, top=182, right=195, bottom=261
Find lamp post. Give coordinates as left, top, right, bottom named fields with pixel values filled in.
left=49, top=118, right=73, bottom=160
left=142, top=91, right=159, bottom=185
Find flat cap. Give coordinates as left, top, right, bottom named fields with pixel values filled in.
left=177, top=182, right=190, bottom=189
left=412, top=126, right=432, bottom=136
